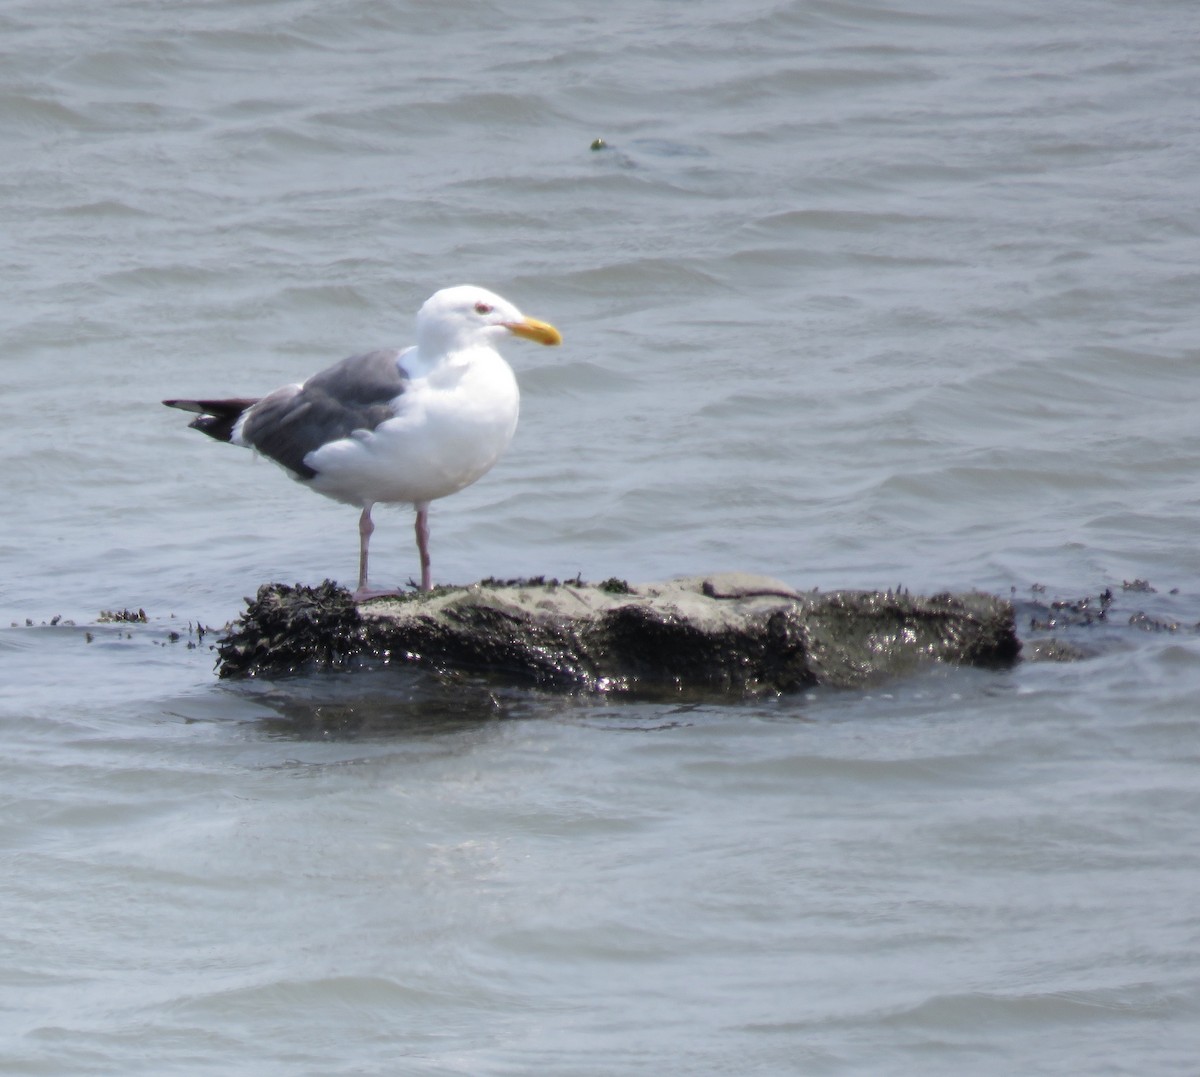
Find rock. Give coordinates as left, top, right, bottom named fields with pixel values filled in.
left=216, top=573, right=1021, bottom=697
left=215, top=579, right=371, bottom=678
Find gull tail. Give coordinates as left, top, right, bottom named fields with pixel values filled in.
left=163, top=398, right=260, bottom=443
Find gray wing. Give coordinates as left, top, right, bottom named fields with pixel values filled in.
left=240, top=348, right=408, bottom=480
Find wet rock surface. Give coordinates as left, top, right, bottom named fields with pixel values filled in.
left=216, top=574, right=1022, bottom=696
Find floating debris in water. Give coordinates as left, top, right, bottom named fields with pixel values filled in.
left=98, top=608, right=147, bottom=624
left=1128, top=611, right=1180, bottom=632
left=1027, top=591, right=1112, bottom=631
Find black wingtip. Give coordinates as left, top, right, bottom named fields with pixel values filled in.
left=164, top=397, right=260, bottom=443
left=188, top=414, right=237, bottom=442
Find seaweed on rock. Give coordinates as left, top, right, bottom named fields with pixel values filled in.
left=217, top=580, right=370, bottom=678
left=215, top=574, right=1021, bottom=697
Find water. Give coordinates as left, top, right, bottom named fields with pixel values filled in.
left=2, top=0, right=1199, bottom=1072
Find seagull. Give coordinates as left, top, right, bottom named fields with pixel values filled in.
left=164, top=285, right=562, bottom=598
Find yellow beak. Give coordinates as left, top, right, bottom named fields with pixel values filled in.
left=505, top=316, right=562, bottom=346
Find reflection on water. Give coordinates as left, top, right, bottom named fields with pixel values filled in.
left=220, top=667, right=780, bottom=740
left=224, top=668, right=542, bottom=741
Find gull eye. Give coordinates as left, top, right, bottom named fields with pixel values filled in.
left=474, top=302, right=494, bottom=315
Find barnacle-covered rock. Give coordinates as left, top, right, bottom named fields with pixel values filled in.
left=216, top=573, right=1020, bottom=696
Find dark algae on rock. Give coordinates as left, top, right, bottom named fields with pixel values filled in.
left=217, top=581, right=371, bottom=678
left=215, top=573, right=1021, bottom=697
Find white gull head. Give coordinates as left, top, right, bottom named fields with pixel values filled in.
left=415, top=285, right=563, bottom=359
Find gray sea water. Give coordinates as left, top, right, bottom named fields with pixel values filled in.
left=2, top=0, right=1199, bottom=1073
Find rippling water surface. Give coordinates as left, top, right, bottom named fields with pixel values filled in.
left=2, top=0, right=1199, bottom=1073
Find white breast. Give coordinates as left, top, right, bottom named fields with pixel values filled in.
left=303, top=349, right=520, bottom=508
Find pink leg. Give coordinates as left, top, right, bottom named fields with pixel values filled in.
left=357, top=503, right=375, bottom=592
left=414, top=502, right=432, bottom=591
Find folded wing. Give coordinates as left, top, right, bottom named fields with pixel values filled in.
left=166, top=349, right=409, bottom=481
